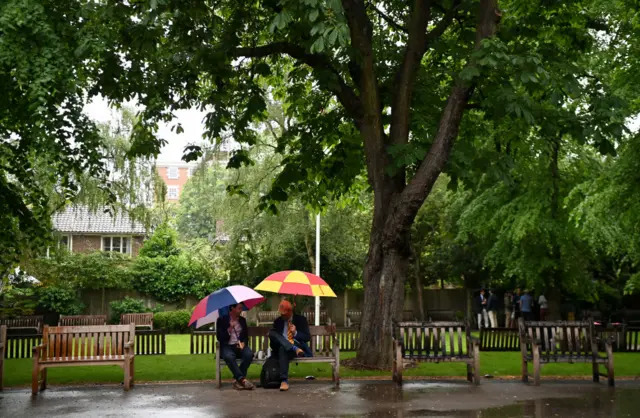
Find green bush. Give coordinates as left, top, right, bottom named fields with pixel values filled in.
left=109, top=297, right=147, bottom=324
left=153, top=310, right=191, bottom=333
left=37, top=283, right=85, bottom=316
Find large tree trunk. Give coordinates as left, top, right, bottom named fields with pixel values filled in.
left=415, top=256, right=425, bottom=321
left=357, top=222, right=411, bottom=367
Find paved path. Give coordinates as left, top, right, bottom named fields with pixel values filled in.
left=1, top=380, right=639, bottom=417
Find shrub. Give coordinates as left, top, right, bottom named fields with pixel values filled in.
left=37, top=283, right=85, bottom=316
left=109, top=297, right=147, bottom=324
left=153, top=310, right=191, bottom=333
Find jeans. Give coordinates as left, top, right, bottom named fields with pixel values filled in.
left=220, top=344, right=253, bottom=381
left=268, top=330, right=298, bottom=381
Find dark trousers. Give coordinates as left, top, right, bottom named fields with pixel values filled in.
left=522, top=312, right=533, bottom=321
left=269, top=330, right=296, bottom=380
left=220, top=344, right=253, bottom=381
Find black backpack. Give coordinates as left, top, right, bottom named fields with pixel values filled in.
left=260, top=357, right=281, bottom=389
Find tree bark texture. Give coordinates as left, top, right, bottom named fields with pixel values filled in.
left=355, top=0, right=500, bottom=367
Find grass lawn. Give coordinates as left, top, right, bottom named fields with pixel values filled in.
left=3, top=335, right=638, bottom=388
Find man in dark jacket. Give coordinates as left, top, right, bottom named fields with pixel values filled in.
left=269, top=300, right=312, bottom=391
left=216, top=303, right=255, bottom=390
left=487, top=289, right=498, bottom=328
left=475, top=289, right=489, bottom=330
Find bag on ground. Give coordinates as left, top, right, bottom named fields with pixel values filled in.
left=260, top=357, right=281, bottom=389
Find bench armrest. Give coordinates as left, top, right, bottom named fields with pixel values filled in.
left=32, top=344, right=45, bottom=357
left=124, top=340, right=135, bottom=355
left=595, top=335, right=616, bottom=346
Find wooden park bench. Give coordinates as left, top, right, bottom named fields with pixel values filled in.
left=257, top=311, right=280, bottom=326
left=215, top=325, right=340, bottom=388
left=427, top=310, right=456, bottom=321
left=301, top=310, right=330, bottom=325
left=59, top=315, right=107, bottom=326
left=120, top=313, right=154, bottom=330
left=32, top=324, right=136, bottom=394
left=0, top=315, right=43, bottom=333
left=346, top=309, right=362, bottom=328
left=0, top=325, right=6, bottom=391
left=518, top=318, right=614, bottom=386
left=392, top=321, right=480, bottom=385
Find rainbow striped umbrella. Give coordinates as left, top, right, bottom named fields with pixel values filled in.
left=254, top=270, right=337, bottom=298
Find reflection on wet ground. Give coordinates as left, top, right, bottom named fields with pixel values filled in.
left=0, top=380, right=638, bottom=417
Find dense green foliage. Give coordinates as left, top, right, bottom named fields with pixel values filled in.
left=153, top=310, right=192, bottom=334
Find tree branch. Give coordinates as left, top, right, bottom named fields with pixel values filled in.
left=387, top=0, right=501, bottom=236
left=370, top=4, right=408, bottom=33
left=389, top=0, right=432, bottom=147
left=423, top=0, right=462, bottom=54
left=233, top=43, right=362, bottom=123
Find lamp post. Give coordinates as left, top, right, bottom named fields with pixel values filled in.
left=315, top=214, right=320, bottom=327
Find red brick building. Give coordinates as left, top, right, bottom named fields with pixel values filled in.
left=52, top=206, right=147, bottom=257
left=155, top=161, right=199, bottom=201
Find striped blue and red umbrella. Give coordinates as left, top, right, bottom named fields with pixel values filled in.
left=189, top=285, right=265, bottom=329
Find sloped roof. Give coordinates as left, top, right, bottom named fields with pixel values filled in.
left=52, top=206, right=147, bottom=235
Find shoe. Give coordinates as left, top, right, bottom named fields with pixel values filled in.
left=240, top=378, right=254, bottom=390
left=232, top=381, right=243, bottom=390
left=279, top=381, right=289, bottom=391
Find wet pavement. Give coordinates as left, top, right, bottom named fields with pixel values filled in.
left=1, top=380, right=639, bottom=417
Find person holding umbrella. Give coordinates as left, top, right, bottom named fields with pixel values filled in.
left=269, top=299, right=312, bottom=391
left=216, top=303, right=255, bottom=390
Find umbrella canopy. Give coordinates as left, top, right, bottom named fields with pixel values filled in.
left=254, top=270, right=337, bottom=298
left=189, top=285, right=265, bottom=329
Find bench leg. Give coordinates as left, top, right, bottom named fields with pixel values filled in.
left=592, top=361, right=600, bottom=383
left=31, top=365, right=40, bottom=395
left=521, top=358, right=528, bottom=383
left=532, top=346, right=540, bottom=386
left=216, top=361, right=222, bottom=389
left=332, top=363, right=340, bottom=388
left=124, top=359, right=131, bottom=391
left=606, top=344, right=615, bottom=387
left=473, top=344, right=481, bottom=385
left=395, top=344, right=403, bottom=385
left=466, top=363, right=473, bottom=383
left=40, top=369, right=47, bottom=391
left=130, top=357, right=135, bottom=387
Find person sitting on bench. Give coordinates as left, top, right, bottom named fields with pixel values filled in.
left=216, top=303, right=255, bottom=390
left=269, top=300, right=312, bottom=391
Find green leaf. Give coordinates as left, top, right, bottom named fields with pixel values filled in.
left=309, top=9, right=319, bottom=22
left=311, top=36, right=325, bottom=53
left=459, top=66, right=480, bottom=81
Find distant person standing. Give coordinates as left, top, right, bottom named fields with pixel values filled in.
left=475, top=289, right=489, bottom=330
left=520, top=290, right=534, bottom=321
left=512, top=288, right=521, bottom=323
left=504, top=291, right=513, bottom=327
left=487, top=289, right=498, bottom=328
left=538, top=293, right=548, bottom=320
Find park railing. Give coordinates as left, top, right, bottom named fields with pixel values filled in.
left=4, top=329, right=166, bottom=358
left=4, top=333, right=43, bottom=359
left=136, top=329, right=166, bottom=356
left=623, top=327, right=640, bottom=352
left=479, top=327, right=520, bottom=351
left=190, top=328, right=361, bottom=354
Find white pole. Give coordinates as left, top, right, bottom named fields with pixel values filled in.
left=315, top=213, right=320, bottom=327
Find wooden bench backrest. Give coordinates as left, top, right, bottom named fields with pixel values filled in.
left=394, top=321, right=471, bottom=359
left=257, top=311, right=280, bottom=323
left=121, top=313, right=153, bottom=326
left=41, top=324, right=135, bottom=361
left=301, top=310, right=329, bottom=324
left=59, top=315, right=107, bottom=327
left=519, top=320, right=595, bottom=357
left=225, top=325, right=337, bottom=359
left=0, top=324, right=6, bottom=347
left=0, top=315, right=43, bottom=329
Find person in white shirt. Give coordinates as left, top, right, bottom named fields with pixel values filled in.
left=538, top=294, right=548, bottom=320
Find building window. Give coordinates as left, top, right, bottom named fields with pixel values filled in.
left=167, top=186, right=179, bottom=200
left=59, top=235, right=71, bottom=251
left=167, top=166, right=179, bottom=179
left=102, top=236, right=131, bottom=255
